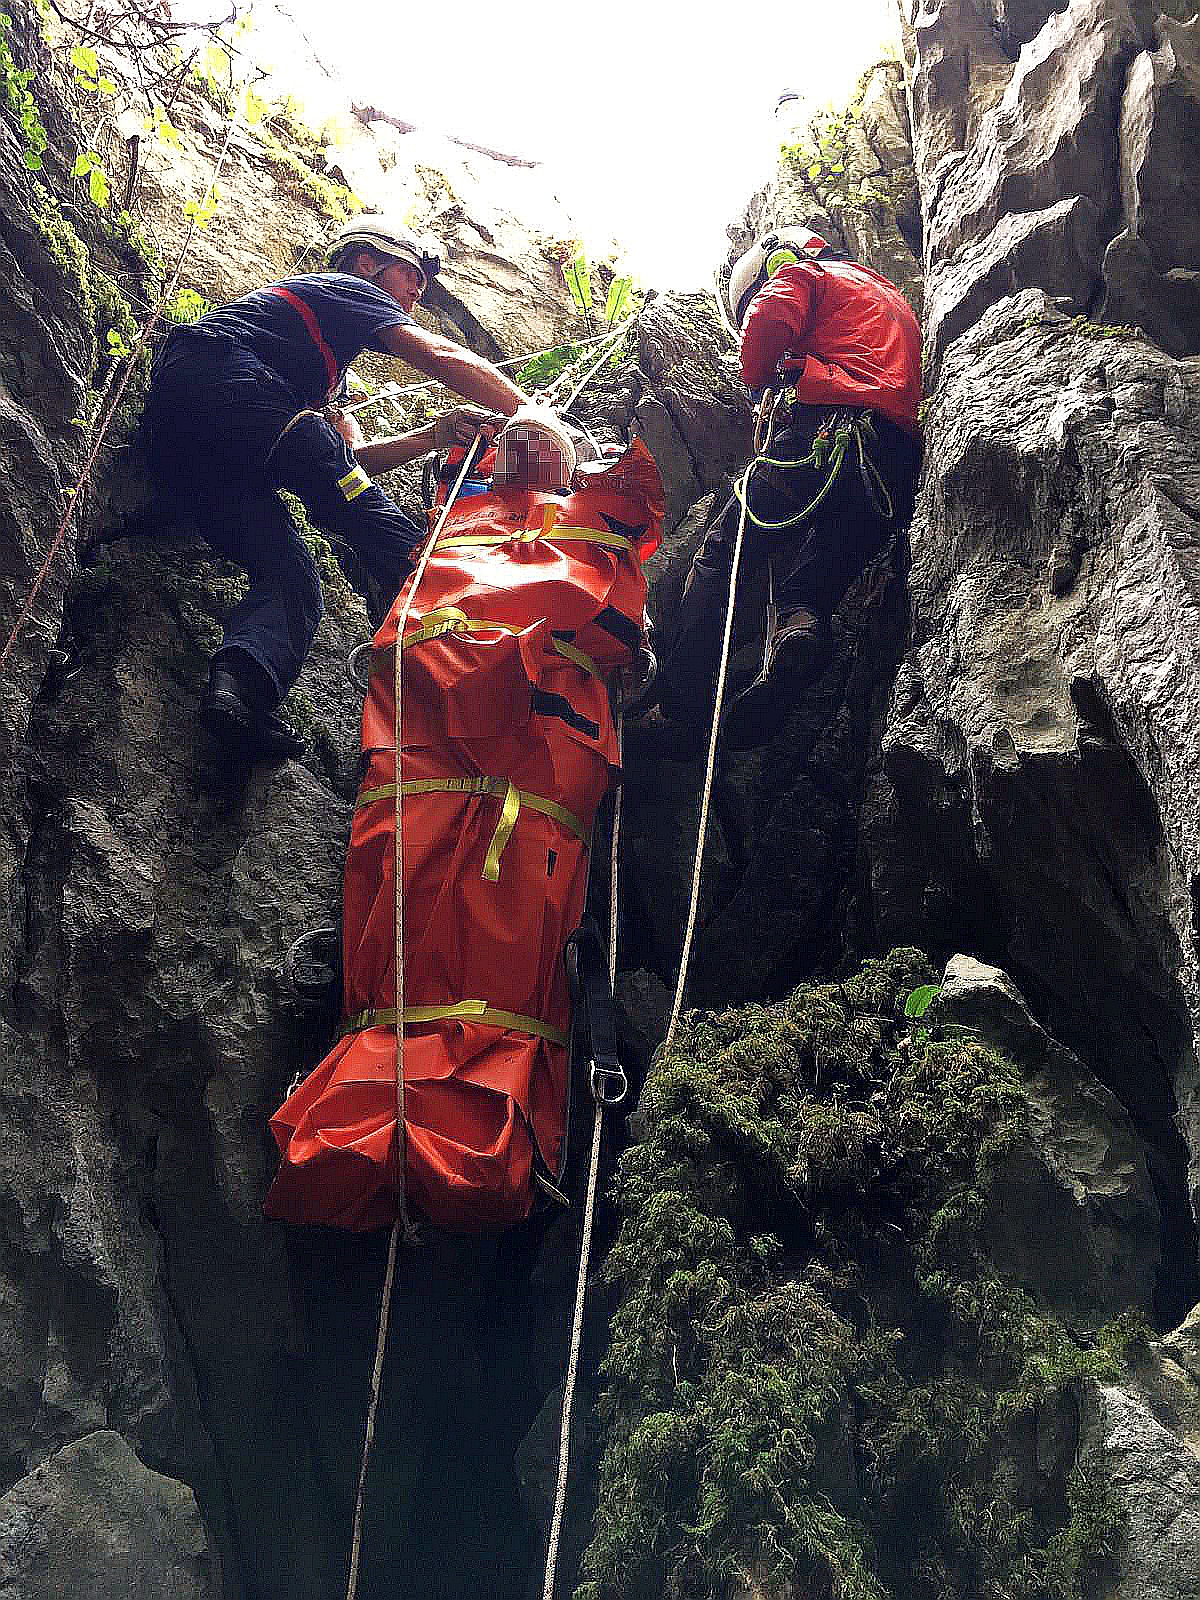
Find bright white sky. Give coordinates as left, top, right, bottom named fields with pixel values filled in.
left=227, top=0, right=903, bottom=288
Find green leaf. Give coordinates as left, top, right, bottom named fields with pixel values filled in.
left=0, top=14, right=14, bottom=25
left=72, top=151, right=94, bottom=176
left=904, top=984, right=940, bottom=1019
left=22, top=149, right=41, bottom=169
left=808, top=162, right=822, bottom=179
left=604, top=274, right=632, bottom=326
left=562, top=251, right=592, bottom=314
left=106, top=328, right=131, bottom=358
left=88, top=163, right=110, bottom=207
left=70, top=44, right=98, bottom=74
left=97, top=76, right=117, bottom=94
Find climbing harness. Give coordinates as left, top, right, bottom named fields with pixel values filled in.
left=732, top=392, right=895, bottom=533
left=0, top=115, right=243, bottom=678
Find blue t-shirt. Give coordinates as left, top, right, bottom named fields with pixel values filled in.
left=162, top=272, right=414, bottom=409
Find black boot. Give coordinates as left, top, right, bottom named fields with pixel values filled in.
left=200, top=655, right=306, bottom=762
left=721, top=607, right=829, bottom=751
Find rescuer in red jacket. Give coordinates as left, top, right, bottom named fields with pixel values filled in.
left=656, top=226, right=922, bottom=748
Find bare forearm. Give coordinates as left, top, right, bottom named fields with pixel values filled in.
left=431, top=346, right=525, bottom=414
left=353, top=423, right=437, bottom=474
left=384, top=322, right=526, bottom=415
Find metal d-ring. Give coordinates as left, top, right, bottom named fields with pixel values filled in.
left=345, top=641, right=373, bottom=693
left=284, top=925, right=340, bottom=1002
left=589, top=1059, right=629, bottom=1107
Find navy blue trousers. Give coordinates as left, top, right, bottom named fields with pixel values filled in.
left=145, top=347, right=423, bottom=700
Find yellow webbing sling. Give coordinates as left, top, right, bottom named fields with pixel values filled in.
left=339, top=1000, right=567, bottom=1047
left=357, top=776, right=588, bottom=883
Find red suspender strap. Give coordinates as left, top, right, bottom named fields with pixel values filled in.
left=264, top=285, right=339, bottom=396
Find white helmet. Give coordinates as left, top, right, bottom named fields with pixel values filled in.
left=724, top=226, right=829, bottom=330
left=328, top=216, right=441, bottom=287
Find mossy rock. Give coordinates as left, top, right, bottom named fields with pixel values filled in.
left=580, top=949, right=1135, bottom=1600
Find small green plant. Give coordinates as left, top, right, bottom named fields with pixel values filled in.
left=105, top=327, right=130, bottom=360
left=604, top=274, right=632, bottom=327
left=184, top=182, right=221, bottom=230
left=69, top=43, right=116, bottom=95
left=563, top=249, right=592, bottom=314
left=146, top=103, right=182, bottom=148
left=72, top=148, right=110, bottom=208
left=516, top=340, right=585, bottom=391
left=904, top=982, right=940, bottom=1019
left=0, top=11, right=49, bottom=169
left=164, top=286, right=211, bottom=324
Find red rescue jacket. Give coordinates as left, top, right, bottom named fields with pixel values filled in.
left=739, top=259, right=921, bottom=436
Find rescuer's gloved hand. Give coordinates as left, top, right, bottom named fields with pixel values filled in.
left=433, top=406, right=504, bottom=448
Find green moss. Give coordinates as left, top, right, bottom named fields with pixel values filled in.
left=30, top=198, right=153, bottom=424
left=32, top=199, right=95, bottom=322
left=257, top=127, right=361, bottom=221
left=581, top=948, right=1130, bottom=1600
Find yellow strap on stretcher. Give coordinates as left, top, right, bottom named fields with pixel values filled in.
left=437, top=523, right=633, bottom=554
left=369, top=609, right=522, bottom=676
left=356, top=776, right=588, bottom=882
left=401, top=607, right=522, bottom=650
left=378, top=610, right=603, bottom=683
left=550, top=638, right=602, bottom=679
left=339, top=1000, right=567, bottom=1047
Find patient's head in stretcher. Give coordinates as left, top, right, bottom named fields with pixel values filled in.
left=492, top=406, right=578, bottom=493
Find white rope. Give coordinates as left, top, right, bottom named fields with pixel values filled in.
left=344, top=1220, right=399, bottom=1600
left=551, top=321, right=635, bottom=414
left=541, top=713, right=623, bottom=1600
left=344, top=438, right=485, bottom=1600
left=662, top=420, right=764, bottom=1051
left=345, top=321, right=636, bottom=417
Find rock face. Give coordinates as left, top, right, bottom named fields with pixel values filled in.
left=860, top=0, right=1200, bottom=1332
left=0, top=1430, right=218, bottom=1600
left=937, top=954, right=1162, bottom=1323
left=4, top=0, right=1200, bottom=1594
left=728, top=59, right=923, bottom=314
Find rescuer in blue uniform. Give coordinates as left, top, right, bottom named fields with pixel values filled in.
left=144, top=217, right=527, bottom=760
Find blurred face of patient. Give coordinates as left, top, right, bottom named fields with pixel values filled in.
left=493, top=425, right=570, bottom=492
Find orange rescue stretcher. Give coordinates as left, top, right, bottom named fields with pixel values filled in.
left=265, top=439, right=663, bottom=1232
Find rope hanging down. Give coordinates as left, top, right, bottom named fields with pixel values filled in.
left=662, top=388, right=775, bottom=1051
left=0, top=115, right=242, bottom=679
left=541, top=713, right=626, bottom=1600
left=343, top=436, right=485, bottom=1600
left=346, top=323, right=640, bottom=1595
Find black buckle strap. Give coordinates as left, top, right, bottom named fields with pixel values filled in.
left=564, top=917, right=627, bottom=1107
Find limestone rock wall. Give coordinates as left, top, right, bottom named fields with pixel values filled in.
left=861, top=0, right=1200, bottom=1309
